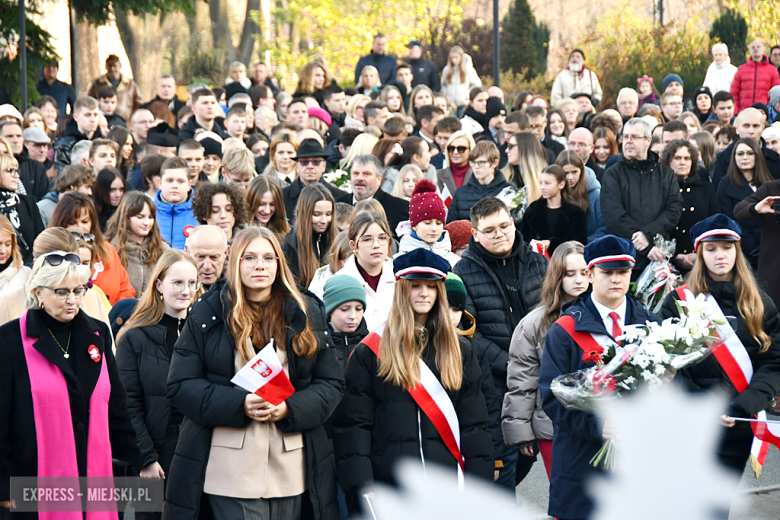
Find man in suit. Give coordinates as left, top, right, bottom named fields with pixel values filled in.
left=282, top=139, right=350, bottom=224
left=349, top=154, right=409, bottom=236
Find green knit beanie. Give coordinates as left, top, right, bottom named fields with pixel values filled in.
left=323, top=275, right=367, bottom=316
left=445, top=272, right=467, bottom=310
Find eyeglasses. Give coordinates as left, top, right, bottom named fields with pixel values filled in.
left=505, top=142, right=517, bottom=150
left=297, top=158, right=324, bottom=167
left=622, top=134, right=647, bottom=142
left=475, top=220, right=514, bottom=239
left=358, top=234, right=390, bottom=246
left=241, top=254, right=278, bottom=268
left=43, top=253, right=81, bottom=267
left=447, top=145, right=468, bottom=154
left=44, top=286, right=88, bottom=299
left=3, top=168, right=19, bottom=176
left=167, top=280, right=202, bottom=292
left=735, top=151, right=756, bottom=157
left=70, top=232, right=95, bottom=243
left=469, top=160, right=491, bottom=168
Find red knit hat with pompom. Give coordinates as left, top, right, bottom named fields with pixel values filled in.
left=409, top=179, right=446, bottom=228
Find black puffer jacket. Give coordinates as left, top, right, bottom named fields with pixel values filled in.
left=452, top=233, right=548, bottom=379
left=600, top=152, right=682, bottom=275
left=115, top=318, right=185, bottom=470
left=164, top=279, right=344, bottom=520
left=447, top=171, right=514, bottom=223
left=333, top=330, right=493, bottom=498
left=659, top=280, right=780, bottom=418
left=52, top=118, right=103, bottom=175
left=330, top=318, right=369, bottom=367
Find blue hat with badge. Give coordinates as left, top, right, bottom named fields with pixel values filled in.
left=584, top=235, right=636, bottom=270
left=691, top=214, right=742, bottom=251
left=393, top=248, right=450, bottom=281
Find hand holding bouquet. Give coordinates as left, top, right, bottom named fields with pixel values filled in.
left=631, top=234, right=681, bottom=313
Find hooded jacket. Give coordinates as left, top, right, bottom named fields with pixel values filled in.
left=447, top=170, right=514, bottom=223
left=730, top=56, right=780, bottom=113
left=155, top=189, right=198, bottom=250
left=703, top=57, right=739, bottom=95
left=441, top=55, right=482, bottom=107
left=394, top=230, right=461, bottom=267
left=460, top=106, right=486, bottom=136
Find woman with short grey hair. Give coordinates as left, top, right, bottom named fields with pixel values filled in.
left=0, top=250, right=140, bottom=513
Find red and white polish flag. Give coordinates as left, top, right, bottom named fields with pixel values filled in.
left=231, top=339, right=295, bottom=405
left=440, top=185, right=452, bottom=209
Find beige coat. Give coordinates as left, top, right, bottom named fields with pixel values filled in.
left=501, top=305, right=554, bottom=447
left=0, top=265, right=30, bottom=293
left=0, top=285, right=112, bottom=335
left=87, top=73, right=144, bottom=121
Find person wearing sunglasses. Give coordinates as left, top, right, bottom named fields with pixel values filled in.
left=447, top=141, right=514, bottom=223
left=164, top=226, right=342, bottom=520
left=0, top=153, right=45, bottom=266
left=436, top=130, right=475, bottom=195
left=115, top=249, right=199, bottom=506
left=282, top=138, right=350, bottom=224
left=0, top=248, right=141, bottom=515
left=0, top=228, right=113, bottom=329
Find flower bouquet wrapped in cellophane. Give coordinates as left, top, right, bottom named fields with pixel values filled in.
left=496, top=185, right=528, bottom=220
left=551, top=291, right=726, bottom=469
left=631, top=234, right=682, bottom=313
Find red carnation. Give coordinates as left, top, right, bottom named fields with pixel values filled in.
left=582, top=345, right=604, bottom=364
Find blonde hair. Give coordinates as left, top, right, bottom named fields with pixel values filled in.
left=353, top=199, right=388, bottom=223
left=688, top=241, right=771, bottom=352
left=444, top=131, right=476, bottom=168
left=0, top=154, right=19, bottom=188
left=357, top=66, right=381, bottom=91
left=378, top=278, right=463, bottom=390
left=116, top=250, right=198, bottom=343
left=222, top=146, right=256, bottom=177
left=264, top=133, right=299, bottom=174
left=347, top=94, right=371, bottom=120
left=26, top=251, right=92, bottom=309
left=392, top=164, right=423, bottom=199
left=0, top=214, right=22, bottom=269
left=328, top=231, right=352, bottom=273
left=341, top=133, right=379, bottom=171
left=227, top=227, right=319, bottom=363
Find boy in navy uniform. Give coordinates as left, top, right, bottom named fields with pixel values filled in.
left=539, top=235, right=660, bottom=520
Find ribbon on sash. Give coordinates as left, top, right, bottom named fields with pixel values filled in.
left=362, top=329, right=465, bottom=489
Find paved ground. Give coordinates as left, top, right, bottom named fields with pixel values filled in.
left=515, top=413, right=780, bottom=519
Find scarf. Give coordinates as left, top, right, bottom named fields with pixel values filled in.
left=0, top=188, right=21, bottom=229
left=20, top=311, right=116, bottom=520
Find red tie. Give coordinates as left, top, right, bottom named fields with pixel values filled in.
left=609, top=311, right=622, bottom=338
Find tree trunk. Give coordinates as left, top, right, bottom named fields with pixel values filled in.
left=237, top=0, right=260, bottom=64
left=208, top=0, right=234, bottom=66
left=70, top=8, right=101, bottom=95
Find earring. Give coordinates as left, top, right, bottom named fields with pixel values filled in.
left=39, top=300, right=44, bottom=309
left=160, top=292, right=164, bottom=301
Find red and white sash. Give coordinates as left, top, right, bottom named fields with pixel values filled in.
left=362, top=328, right=465, bottom=488
left=556, top=314, right=617, bottom=358
left=675, top=286, right=779, bottom=477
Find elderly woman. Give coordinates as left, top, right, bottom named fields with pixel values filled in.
left=0, top=153, right=45, bottom=265
left=0, top=249, right=140, bottom=513
left=703, top=42, right=739, bottom=95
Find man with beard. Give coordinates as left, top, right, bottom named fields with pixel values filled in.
left=551, top=49, right=603, bottom=107
left=349, top=154, right=409, bottom=235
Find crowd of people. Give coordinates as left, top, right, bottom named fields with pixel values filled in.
left=1, top=33, right=780, bottom=520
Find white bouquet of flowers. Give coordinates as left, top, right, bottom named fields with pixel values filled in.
left=323, top=169, right=352, bottom=193
left=495, top=185, right=528, bottom=220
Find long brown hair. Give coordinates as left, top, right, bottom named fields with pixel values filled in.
left=444, top=46, right=467, bottom=84
left=505, top=132, right=544, bottom=201
left=0, top=214, right=22, bottom=269
left=116, top=249, right=198, bottom=344
left=263, top=133, right=299, bottom=174
left=329, top=230, right=352, bottom=273
left=688, top=241, right=771, bottom=352
left=727, top=137, right=773, bottom=189
left=227, top=227, right=318, bottom=363
left=294, top=184, right=337, bottom=287
left=296, top=60, right=333, bottom=94
left=246, top=175, right=290, bottom=237
left=378, top=278, right=463, bottom=390
left=539, top=241, right=585, bottom=335
left=555, top=150, right=589, bottom=213
left=105, top=192, right=168, bottom=269
left=49, top=192, right=111, bottom=264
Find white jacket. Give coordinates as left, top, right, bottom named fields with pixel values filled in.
left=441, top=56, right=483, bottom=107
left=703, top=58, right=739, bottom=95
left=308, top=255, right=396, bottom=333
left=0, top=265, right=30, bottom=293
left=394, top=231, right=461, bottom=267
left=460, top=114, right=484, bottom=136
left=550, top=68, right=603, bottom=106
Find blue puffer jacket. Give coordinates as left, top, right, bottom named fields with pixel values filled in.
left=585, top=167, right=606, bottom=242
left=155, top=189, right=198, bottom=250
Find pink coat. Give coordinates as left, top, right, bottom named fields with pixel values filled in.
left=730, top=56, right=780, bottom=113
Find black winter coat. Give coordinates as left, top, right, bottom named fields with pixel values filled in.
left=16, top=149, right=49, bottom=202
left=600, top=152, right=682, bottom=276
left=712, top=139, right=780, bottom=188
left=282, top=228, right=332, bottom=285
left=333, top=330, right=493, bottom=498
left=539, top=294, right=658, bottom=520
left=406, top=58, right=441, bottom=92
left=672, top=174, right=721, bottom=258
left=330, top=318, right=369, bottom=366
left=354, top=52, right=397, bottom=86
left=116, top=320, right=184, bottom=470
left=52, top=118, right=103, bottom=175
left=520, top=198, right=589, bottom=252
left=0, top=308, right=141, bottom=503
left=0, top=188, right=45, bottom=266
left=716, top=175, right=761, bottom=261
left=447, top=171, right=514, bottom=223
left=368, top=188, right=410, bottom=238
left=164, top=280, right=344, bottom=520
left=452, top=233, right=548, bottom=381
left=659, top=281, right=780, bottom=466
left=282, top=177, right=350, bottom=226
left=178, top=116, right=228, bottom=142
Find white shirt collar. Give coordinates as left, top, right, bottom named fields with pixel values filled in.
left=353, top=194, right=373, bottom=205
left=590, top=293, right=627, bottom=336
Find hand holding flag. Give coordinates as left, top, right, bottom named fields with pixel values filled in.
left=232, top=339, right=295, bottom=406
